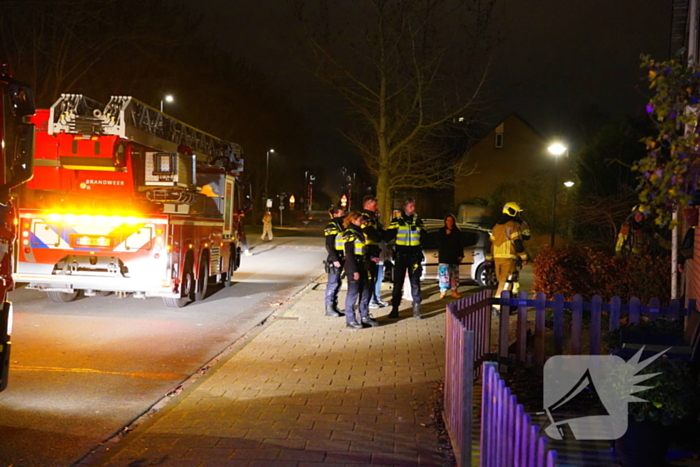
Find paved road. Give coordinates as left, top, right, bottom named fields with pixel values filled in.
left=0, top=235, right=326, bottom=467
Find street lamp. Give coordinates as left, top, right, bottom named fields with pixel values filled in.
left=265, top=149, right=274, bottom=211
left=563, top=181, right=575, bottom=188
left=548, top=143, right=567, bottom=248
left=160, top=94, right=174, bottom=112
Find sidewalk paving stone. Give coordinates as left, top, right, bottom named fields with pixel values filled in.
left=89, top=278, right=449, bottom=466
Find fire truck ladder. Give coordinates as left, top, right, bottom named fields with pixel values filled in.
left=100, top=96, right=243, bottom=173
left=48, top=94, right=243, bottom=173
left=49, top=94, right=107, bottom=136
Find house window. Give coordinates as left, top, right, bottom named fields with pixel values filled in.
left=495, top=133, right=504, bottom=148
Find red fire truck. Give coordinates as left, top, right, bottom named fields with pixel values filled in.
left=0, top=63, right=36, bottom=391
left=14, top=94, right=245, bottom=308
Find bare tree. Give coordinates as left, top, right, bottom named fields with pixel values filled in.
left=294, top=0, right=499, bottom=221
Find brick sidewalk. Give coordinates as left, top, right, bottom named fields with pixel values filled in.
left=89, top=279, right=449, bottom=466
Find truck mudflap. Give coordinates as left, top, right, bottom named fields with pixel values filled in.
left=0, top=301, right=12, bottom=392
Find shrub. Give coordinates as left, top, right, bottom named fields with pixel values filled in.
left=533, top=245, right=670, bottom=303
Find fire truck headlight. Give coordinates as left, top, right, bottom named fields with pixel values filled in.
left=22, top=239, right=29, bottom=246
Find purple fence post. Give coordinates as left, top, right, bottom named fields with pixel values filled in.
left=514, top=404, right=524, bottom=467
left=571, top=294, right=583, bottom=355
left=648, top=297, right=660, bottom=322
left=496, top=380, right=505, bottom=466
left=590, top=295, right=602, bottom=355
left=506, top=392, right=516, bottom=466
left=668, top=299, right=680, bottom=321
left=528, top=424, right=539, bottom=467
left=535, top=293, right=546, bottom=370
left=517, top=291, right=528, bottom=364
left=546, top=450, right=558, bottom=467
left=499, top=291, right=510, bottom=365
left=609, top=296, right=621, bottom=332
left=461, top=329, right=474, bottom=467
left=481, top=362, right=497, bottom=467
left=537, top=435, right=548, bottom=466
left=553, top=293, right=564, bottom=355
left=521, top=413, right=532, bottom=467
left=629, top=297, right=641, bottom=324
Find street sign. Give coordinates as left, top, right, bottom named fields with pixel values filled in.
left=266, top=199, right=272, bottom=208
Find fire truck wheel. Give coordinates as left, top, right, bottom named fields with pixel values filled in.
left=46, top=290, right=80, bottom=303
left=194, top=255, right=209, bottom=302
left=223, top=251, right=235, bottom=287
left=163, top=258, right=195, bottom=308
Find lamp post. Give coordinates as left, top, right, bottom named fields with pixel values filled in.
left=160, top=94, right=173, bottom=112
left=265, top=149, right=274, bottom=211
left=548, top=143, right=567, bottom=248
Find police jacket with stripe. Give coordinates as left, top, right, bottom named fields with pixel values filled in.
left=324, top=217, right=345, bottom=263
left=343, top=223, right=367, bottom=276
left=386, top=212, right=427, bottom=257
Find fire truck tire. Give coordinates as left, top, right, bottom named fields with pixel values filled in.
left=194, top=254, right=209, bottom=302
left=46, top=290, right=80, bottom=303
left=224, top=251, right=235, bottom=287
left=163, top=257, right=195, bottom=308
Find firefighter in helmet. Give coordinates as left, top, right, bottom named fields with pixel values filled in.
left=324, top=207, right=346, bottom=317
left=510, top=210, right=530, bottom=294
left=486, top=202, right=528, bottom=304
left=615, top=206, right=653, bottom=256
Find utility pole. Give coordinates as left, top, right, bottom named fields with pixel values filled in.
left=675, top=0, right=699, bottom=300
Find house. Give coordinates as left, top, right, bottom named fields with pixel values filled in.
left=453, top=113, right=552, bottom=209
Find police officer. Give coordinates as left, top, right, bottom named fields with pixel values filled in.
left=324, top=207, right=345, bottom=317
left=360, top=195, right=385, bottom=309
left=343, top=211, right=378, bottom=329
left=386, top=197, right=427, bottom=319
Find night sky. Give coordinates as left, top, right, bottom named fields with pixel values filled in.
left=201, top=0, right=673, bottom=167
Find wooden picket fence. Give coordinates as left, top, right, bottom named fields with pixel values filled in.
left=443, top=290, right=696, bottom=467
left=481, top=362, right=557, bottom=467
left=444, top=289, right=492, bottom=466
left=493, top=291, right=695, bottom=369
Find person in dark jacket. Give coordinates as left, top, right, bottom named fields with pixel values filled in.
left=437, top=214, right=464, bottom=299
left=323, top=207, right=345, bottom=317
left=342, top=211, right=378, bottom=329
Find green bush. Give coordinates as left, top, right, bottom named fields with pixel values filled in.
left=628, top=357, right=700, bottom=426
left=533, top=246, right=670, bottom=303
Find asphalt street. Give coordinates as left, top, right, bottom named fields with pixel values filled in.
left=0, top=234, right=325, bottom=467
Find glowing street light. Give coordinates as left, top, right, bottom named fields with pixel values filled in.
left=160, top=94, right=174, bottom=113
left=548, top=143, right=568, bottom=248
left=289, top=194, right=295, bottom=208
left=340, top=194, right=347, bottom=208
left=265, top=149, right=275, bottom=210
left=563, top=181, right=575, bottom=188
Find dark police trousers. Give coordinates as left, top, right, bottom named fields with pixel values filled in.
left=324, top=262, right=343, bottom=307
left=345, top=268, right=371, bottom=324
left=391, top=252, right=422, bottom=307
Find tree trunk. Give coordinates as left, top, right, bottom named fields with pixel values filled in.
left=377, top=170, right=391, bottom=226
